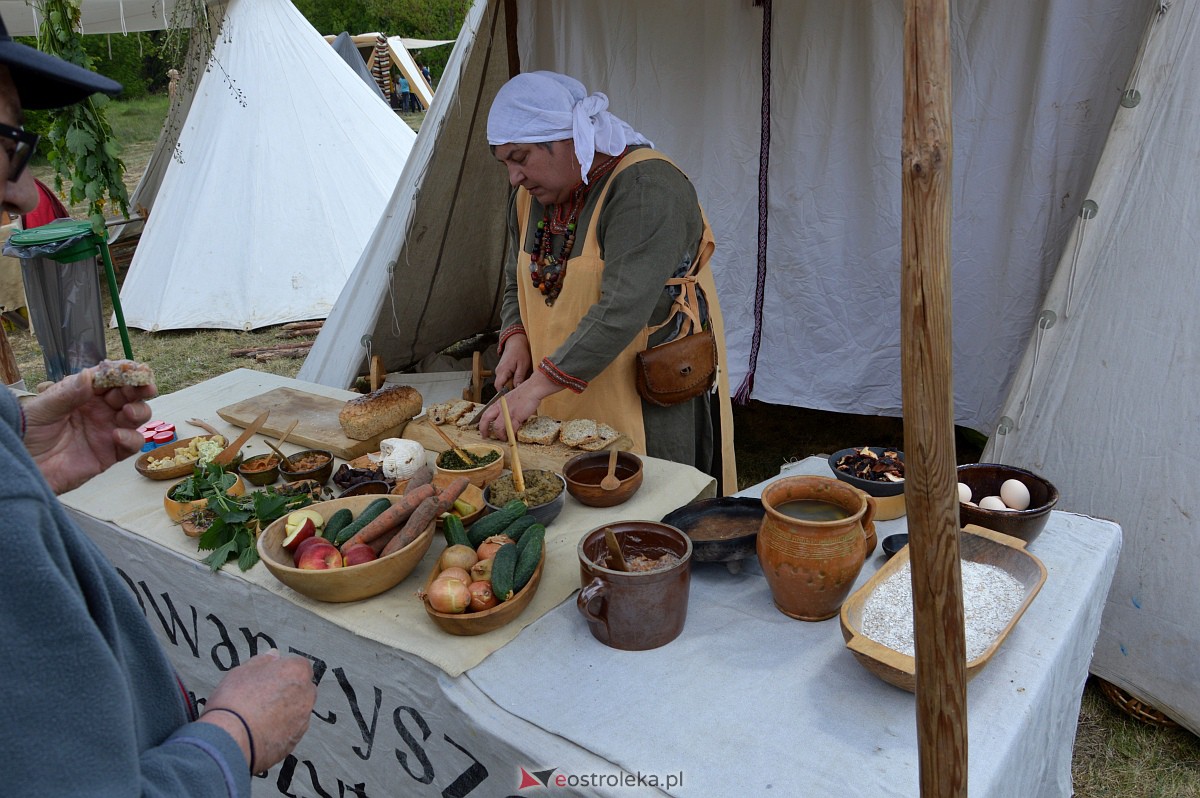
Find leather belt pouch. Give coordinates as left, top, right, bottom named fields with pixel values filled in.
left=635, top=328, right=717, bottom=407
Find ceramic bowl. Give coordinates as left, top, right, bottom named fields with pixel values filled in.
left=279, top=449, right=335, bottom=486
left=660, top=496, right=763, bottom=569
left=881, top=533, right=908, bottom=560
left=338, top=479, right=391, bottom=498
left=163, top=473, right=246, bottom=523
left=562, top=450, right=644, bottom=508
left=422, top=541, right=545, bottom=635
left=957, top=463, right=1059, bottom=545
left=434, top=443, right=506, bottom=488
left=237, top=453, right=281, bottom=487
left=257, top=495, right=435, bottom=603
left=483, top=470, right=566, bottom=527
left=828, top=446, right=907, bottom=521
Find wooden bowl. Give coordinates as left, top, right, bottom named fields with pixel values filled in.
left=338, top=479, right=391, bottom=497
left=135, top=435, right=225, bottom=481
left=279, top=449, right=335, bottom=486
left=562, top=450, right=644, bottom=508
left=957, top=463, right=1059, bottom=545
left=434, top=443, right=505, bottom=488
left=257, top=495, right=435, bottom=603
left=237, top=453, right=281, bottom=487
left=839, top=524, right=1047, bottom=692
left=163, top=473, right=246, bottom=523
left=422, top=541, right=545, bottom=635
left=429, top=476, right=486, bottom=529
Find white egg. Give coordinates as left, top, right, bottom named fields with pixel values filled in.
left=1000, top=478, right=1031, bottom=511
left=957, top=482, right=973, bottom=503
left=978, top=495, right=1009, bottom=511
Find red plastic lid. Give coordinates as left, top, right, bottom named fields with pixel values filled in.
left=157, top=423, right=176, bottom=435
left=141, top=429, right=157, bottom=443
left=152, top=431, right=176, bottom=444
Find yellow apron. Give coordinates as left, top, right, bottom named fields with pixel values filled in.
left=515, top=149, right=737, bottom=494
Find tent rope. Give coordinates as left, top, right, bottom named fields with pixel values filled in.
left=734, top=0, right=772, bottom=404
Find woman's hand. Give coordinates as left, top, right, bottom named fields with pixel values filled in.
left=200, top=649, right=316, bottom=774
left=478, top=370, right=560, bottom=440
left=493, top=333, right=532, bottom=390
left=22, top=367, right=155, bottom=494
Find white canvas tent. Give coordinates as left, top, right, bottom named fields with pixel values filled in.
left=304, top=0, right=1200, bottom=733
left=0, top=0, right=197, bottom=35
left=118, top=0, right=417, bottom=330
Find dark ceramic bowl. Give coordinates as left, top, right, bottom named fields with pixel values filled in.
left=562, top=450, right=644, bottom=508
left=881, top=533, right=908, bottom=560
left=660, top=496, right=763, bottom=565
left=483, top=470, right=566, bottom=527
left=957, top=463, right=1058, bottom=545
left=828, top=447, right=906, bottom=497
left=279, top=449, right=334, bottom=486
left=237, top=453, right=281, bottom=487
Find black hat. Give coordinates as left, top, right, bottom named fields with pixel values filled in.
left=0, top=15, right=121, bottom=110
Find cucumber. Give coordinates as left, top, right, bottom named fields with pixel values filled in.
left=322, top=508, right=354, bottom=541
left=442, top=513, right=470, bottom=548
left=512, top=525, right=544, bottom=594
left=500, top=513, right=539, bottom=543
left=490, top=542, right=519, bottom=602
left=468, top=499, right=527, bottom=547
left=333, top=497, right=394, bottom=546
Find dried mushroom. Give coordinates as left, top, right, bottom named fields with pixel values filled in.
left=835, top=447, right=905, bottom=483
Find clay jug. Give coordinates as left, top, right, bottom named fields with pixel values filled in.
left=757, top=475, right=876, bottom=621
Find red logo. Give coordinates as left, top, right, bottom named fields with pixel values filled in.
left=518, top=766, right=559, bottom=790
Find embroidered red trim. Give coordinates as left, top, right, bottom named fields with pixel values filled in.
left=539, top=358, right=587, bottom=394
left=498, top=324, right=526, bottom=355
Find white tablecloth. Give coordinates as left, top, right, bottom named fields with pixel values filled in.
left=467, top=458, right=1122, bottom=797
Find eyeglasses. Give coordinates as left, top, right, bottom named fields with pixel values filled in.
left=0, top=123, right=39, bottom=182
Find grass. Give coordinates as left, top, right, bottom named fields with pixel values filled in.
left=9, top=93, right=1200, bottom=796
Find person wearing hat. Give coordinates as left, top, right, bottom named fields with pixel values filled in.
left=477, top=71, right=736, bottom=492
left=0, top=17, right=315, bottom=795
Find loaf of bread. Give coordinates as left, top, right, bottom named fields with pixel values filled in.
left=338, top=384, right=423, bottom=440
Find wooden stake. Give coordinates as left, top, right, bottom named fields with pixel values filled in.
left=901, top=1, right=967, bottom=796
left=0, top=325, right=21, bottom=386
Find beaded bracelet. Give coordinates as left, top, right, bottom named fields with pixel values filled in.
left=204, top=707, right=256, bottom=774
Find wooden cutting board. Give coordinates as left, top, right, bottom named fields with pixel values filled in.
left=216, top=387, right=408, bottom=461
left=401, top=416, right=587, bottom=473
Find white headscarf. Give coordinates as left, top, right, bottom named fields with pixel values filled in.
left=487, top=71, right=653, bottom=184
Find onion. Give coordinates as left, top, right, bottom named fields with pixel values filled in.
left=439, top=544, right=478, bottom=572
left=427, top=577, right=471, bottom=614
left=470, top=557, right=493, bottom=583
left=438, top=566, right=472, bottom=584
left=467, top=581, right=498, bottom=612
left=477, top=534, right=515, bottom=561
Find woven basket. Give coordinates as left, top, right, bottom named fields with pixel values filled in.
left=1097, top=678, right=1180, bottom=729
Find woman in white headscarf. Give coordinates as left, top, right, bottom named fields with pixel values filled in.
left=477, top=71, right=736, bottom=492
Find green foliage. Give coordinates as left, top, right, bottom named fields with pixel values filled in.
left=34, top=0, right=129, bottom=232
left=197, top=486, right=314, bottom=572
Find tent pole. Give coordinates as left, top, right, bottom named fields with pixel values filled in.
left=504, top=0, right=521, bottom=78
left=901, top=0, right=968, bottom=796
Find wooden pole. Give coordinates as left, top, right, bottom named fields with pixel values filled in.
left=901, top=1, right=967, bottom=796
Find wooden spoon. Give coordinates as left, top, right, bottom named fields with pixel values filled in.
left=499, top=394, right=526, bottom=494
left=604, top=527, right=628, bottom=571
left=426, top=418, right=479, bottom=466
left=600, top=445, right=621, bottom=491
left=186, top=418, right=223, bottom=438
left=212, top=411, right=269, bottom=467
left=274, top=419, right=299, bottom=450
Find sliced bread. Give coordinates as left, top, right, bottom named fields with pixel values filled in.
left=427, top=401, right=453, bottom=425
left=561, top=418, right=601, bottom=448
left=445, top=399, right=476, bottom=423
left=579, top=422, right=620, bottom=451
left=517, top=415, right=562, bottom=445
left=455, top=402, right=486, bottom=428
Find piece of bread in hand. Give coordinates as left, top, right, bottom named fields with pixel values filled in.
left=579, top=423, right=620, bottom=451
left=560, top=418, right=601, bottom=448
left=92, top=359, right=154, bottom=389
left=516, top=415, right=562, bottom=445
left=339, top=384, right=423, bottom=440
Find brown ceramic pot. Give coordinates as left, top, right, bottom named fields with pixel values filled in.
left=756, top=475, right=875, bottom=621
left=577, top=522, right=692, bottom=651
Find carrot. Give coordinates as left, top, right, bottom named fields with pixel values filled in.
left=380, top=477, right=470, bottom=557
left=403, top=465, right=434, bottom=495
left=339, top=482, right=436, bottom=553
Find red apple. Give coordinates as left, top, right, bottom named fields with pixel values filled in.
left=296, top=542, right=343, bottom=570
left=281, top=517, right=317, bottom=552
left=292, top=536, right=334, bottom=562
left=285, top=509, right=325, bottom=536
left=342, top=543, right=378, bottom=567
